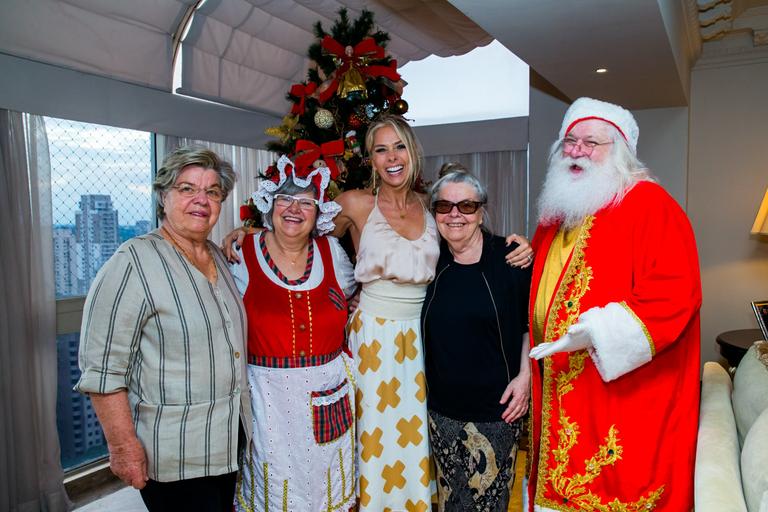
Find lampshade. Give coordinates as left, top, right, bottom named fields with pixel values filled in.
left=752, top=188, right=768, bottom=235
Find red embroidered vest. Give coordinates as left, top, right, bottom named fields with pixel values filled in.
left=242, top=233, right=348, bottom=359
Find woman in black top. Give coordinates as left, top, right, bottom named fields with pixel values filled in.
left=421, top=169, right=531, bottom=512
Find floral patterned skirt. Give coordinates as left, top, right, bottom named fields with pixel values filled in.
left=428, top=409, right=522, bottom=512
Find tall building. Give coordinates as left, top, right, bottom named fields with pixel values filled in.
left=53, top=227, right=78, bottom=297
left=54, top=195, right=121, bottom=469
left=56, top=333, right=106, bottom=468
left=75, top=194, right=118, bottom=294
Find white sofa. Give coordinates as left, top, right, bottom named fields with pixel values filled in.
left=695, top=342, right=768, bottom=512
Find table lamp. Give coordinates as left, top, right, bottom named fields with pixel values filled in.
left=753, top=188, right=768, bottom=341
left=752, top=188, right=768, bottom=236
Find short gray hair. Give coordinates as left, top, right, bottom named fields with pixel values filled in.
left=429, top=169, right=491, bottom=229
left=437, top=161, right=468, bottom=178
left=153, top=145, right=236, bottom=219
left=430, top=169, right=488, bottom=206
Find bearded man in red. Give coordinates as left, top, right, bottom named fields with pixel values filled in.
left=525, top=97, right=701, bottom=511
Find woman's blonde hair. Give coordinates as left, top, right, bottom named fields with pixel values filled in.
left=364, top=115, right=423, bottom=191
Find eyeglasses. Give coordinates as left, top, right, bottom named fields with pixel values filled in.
left=562, top=136, right=613, bottom=155
left=432, top=200, right=485, bottom=214
left=274, top=193, right=318, bottom=210
left=172, top=184, right=224, bottom=202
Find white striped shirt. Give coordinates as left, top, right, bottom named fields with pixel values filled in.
left=75, top=230, right=251, bottom=482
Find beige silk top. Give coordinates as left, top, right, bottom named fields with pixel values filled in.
left=353, top=194, right=439, bottom=285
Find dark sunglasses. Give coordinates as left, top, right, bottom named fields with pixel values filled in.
left=432, top=200, right=485, bottom=214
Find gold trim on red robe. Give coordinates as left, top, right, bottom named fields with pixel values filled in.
left=526, top=181, right=701, bottom=512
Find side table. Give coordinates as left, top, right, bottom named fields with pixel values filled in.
left=716, top=329, right=764, bottom=368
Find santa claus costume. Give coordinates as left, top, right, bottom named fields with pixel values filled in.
left=526, top=98, right=701, bottom=512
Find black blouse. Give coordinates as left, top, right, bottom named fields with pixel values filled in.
left=421, top=232, right=531, bottom=422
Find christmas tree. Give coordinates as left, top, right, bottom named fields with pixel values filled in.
left=242, top=8, right=409, bottom=227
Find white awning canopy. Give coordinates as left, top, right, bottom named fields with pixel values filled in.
left=0, top=0, right=197, bottom=90
left=1, top=0, right=492, bottom=116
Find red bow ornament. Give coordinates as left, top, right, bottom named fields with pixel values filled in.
left=263, top=164, right=282, bottom=184
left=289, top=82, right=318, bottom=115
left=293, top=139, right=345, bottom=181
left=318, top=36, right=401, bottom=103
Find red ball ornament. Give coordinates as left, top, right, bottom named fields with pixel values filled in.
left=347, top=112, right=364, bottom=129
left=391, top=98, right=409, bottom=115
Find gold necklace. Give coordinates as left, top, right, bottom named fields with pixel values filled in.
left=274, top=240, right=307, bottom=266
left=161, top=226, right=218, bottom=283
left=382, top=192, right=410, bottom=219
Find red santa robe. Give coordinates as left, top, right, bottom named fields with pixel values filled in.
left=526, top=180, right=701, bottom=511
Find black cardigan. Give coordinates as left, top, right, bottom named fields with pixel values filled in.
left=421, top=231, right=531, bottom=421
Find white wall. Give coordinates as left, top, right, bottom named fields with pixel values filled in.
left=414, top=117, right=528, bottom=157
left=688, top=58, right=768, bottom=364
left=656, top=0, right=697, bottom=105
left=527, top=88, right=568, bottom=236
left=632, top=107, right=689, bottom=208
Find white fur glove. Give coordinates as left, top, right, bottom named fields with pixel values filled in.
left=529, top=321, right=592, bottom=359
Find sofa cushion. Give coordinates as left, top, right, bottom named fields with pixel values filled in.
left=733, top=343, right=768, bottom=446
left=741, top=407, right=768, bottom=512
left=695, top=362, right=748, bottom=512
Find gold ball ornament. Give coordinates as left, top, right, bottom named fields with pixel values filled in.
left=314, top=108, right=335, bottom=129
left=391, top=99, right=409, bottom=115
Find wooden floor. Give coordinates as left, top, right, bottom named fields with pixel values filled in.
left=75, top=451, right=529, bottom=511
left=509, top=450, right=526, bottom=511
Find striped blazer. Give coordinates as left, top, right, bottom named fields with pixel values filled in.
left=75, top=230, right=251, bottom=482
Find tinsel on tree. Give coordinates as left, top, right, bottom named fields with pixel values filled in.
left=241, top=8, right=410, bottom=227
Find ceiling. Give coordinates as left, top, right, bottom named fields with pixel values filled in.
left=450, top=0, right=696, bottom=110
left=1, top=0, right=767, bottom=117
left=450, top=0, right=768, bottom=110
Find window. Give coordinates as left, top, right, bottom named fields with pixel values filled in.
left=49, top=117, right=154, bottom=299
left=46, top=117, right=269, bottom=475
left=48, top=117, right=154, bottom=471
left=400, top=40, right=529, bottom=126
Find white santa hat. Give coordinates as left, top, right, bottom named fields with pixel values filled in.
left=559, top=97, right=639, bottom=155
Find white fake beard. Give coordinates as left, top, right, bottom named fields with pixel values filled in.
left=537, top=154, right=625, bottom=229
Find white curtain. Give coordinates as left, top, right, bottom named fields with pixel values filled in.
left=424, top=150, right=529, bottom=237
left=0, top=110, right=71, bottom=511
left=156, top=135, right=276, bottom=245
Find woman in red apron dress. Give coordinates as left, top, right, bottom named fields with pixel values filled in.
left=231, top=157, right=356, bottom=511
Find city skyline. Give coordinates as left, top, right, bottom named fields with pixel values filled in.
left=57, top=333, right=106, bottom=470
left=53, top=193, right=151, bottom=297
left=54, top=193, right=152, bottom=470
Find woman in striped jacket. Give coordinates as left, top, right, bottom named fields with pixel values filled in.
left=76, top=146, right=251, bottom=511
